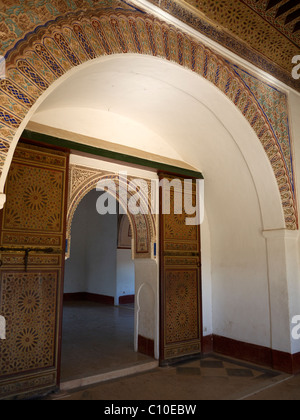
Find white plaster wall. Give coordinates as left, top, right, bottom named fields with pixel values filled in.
left=31, top=107, right=183, bottom=163
left=201, top=212, right=213, bottom=338
left=134, top=258, right=159, bottom=359
left=64, top=198, right=88, bottom=294
left=288, top=91, right=300, bottom=211
left=85, top=194, right=118, bottom=299
left=64, top=190, right=118, bottom=300
left=190, top=118, right=271, bottom=348
left=287, top=90, right=300, bottom=354
left=116, top=249, right=135, bottom=303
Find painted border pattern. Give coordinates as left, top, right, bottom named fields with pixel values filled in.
left=147, top=0, right=300, bottom=92
left=0, top=8, right=297, bottom=229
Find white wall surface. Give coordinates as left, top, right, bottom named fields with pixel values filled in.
left=116, top=249, right=135, bottom=303
left=200, top=213, right=213, bottom=338
left=287, top=90, right=300, bottom=354
left=134, top=258, right=159, bottom=359
left=64, top=199, right=88, bottom=294
left=64, top=190, right=118, bottom=300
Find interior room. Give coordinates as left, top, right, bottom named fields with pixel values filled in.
left=1, top=0, right=300, bottom=400
left=61, top=190, right=154, bottom=385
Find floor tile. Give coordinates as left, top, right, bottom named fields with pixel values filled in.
left=53, top=301, right=296, bottom=401
left=226, top=368, right=254, bottom=377
left=200, top=360, right=224, bottom=369
left=61, top=301, right=153, bottom=382
left=176, top=367, right=201, bottom=376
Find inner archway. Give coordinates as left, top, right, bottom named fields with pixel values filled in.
left=62, top=189, right=153, bottom=385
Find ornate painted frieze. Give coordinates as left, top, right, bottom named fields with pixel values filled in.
left=148, top=0, right=300, bottom=92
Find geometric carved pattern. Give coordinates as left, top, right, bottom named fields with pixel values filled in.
left=160, top=176, right=202, bottom=361
left=0, top=142, right=67, bottom=399
left=4, top=164, right=64, bottom=232
left=0, top=272, right=58, bottom=377
left=2, top=144, right=67, bottom=247
left=0, top=7, right=297, bottom=229
left=242, top=0, right=300, bottom=50
left=148, top=0, right=300, bottom=92
left=183, top=0, right=300, bottom=74
left=163, top=187, right=198, bottom=242
left=165, top=269, right=200, bottom=345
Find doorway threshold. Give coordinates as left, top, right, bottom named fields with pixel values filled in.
left=60, top=360, right=159, bottom=391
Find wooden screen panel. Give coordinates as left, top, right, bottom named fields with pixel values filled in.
left=0, top=272, right=59, bottom=375
left=0, top=142, right=68, bottom=399
left=159, top=174, right=202, bottom=361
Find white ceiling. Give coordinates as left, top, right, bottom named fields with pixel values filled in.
left=31, top=55, right=232, bottom=164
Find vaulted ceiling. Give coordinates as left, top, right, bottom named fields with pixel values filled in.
left=150, top=0, right=300, bottom=91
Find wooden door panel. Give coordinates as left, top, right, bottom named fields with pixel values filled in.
left=0, top=271, right=59, bottom=375
left=160, top=174, right=202, bottom=362
left=0, top=142, right=68, bottom=399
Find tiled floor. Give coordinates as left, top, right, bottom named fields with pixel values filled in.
left=176, top=354, right=281, bottom=381
left=60, top=301, right=153, bottom=383
left=47, top=353, right=296, bottom=400
left=53, top=301, right=299, bottom=401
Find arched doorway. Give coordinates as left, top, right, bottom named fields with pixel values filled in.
left=60, top=155, right=159, bottom=386
left=61, top=189, right=154, bottom=386
left=27, top=53, right=287, bottom=365
left=0, top=8, right=296, bottom=397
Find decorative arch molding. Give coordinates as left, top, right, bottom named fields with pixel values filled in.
left=0, top=7, right=297, bottom=229
left=67, top=164, right=157, bottom=259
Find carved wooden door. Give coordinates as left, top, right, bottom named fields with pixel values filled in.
left=159, top=173, right=202, bottom=362
left=0, top=142, right=68, bottom=399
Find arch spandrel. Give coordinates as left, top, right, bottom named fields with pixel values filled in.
left=0, top=8, right=297, bottom=230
